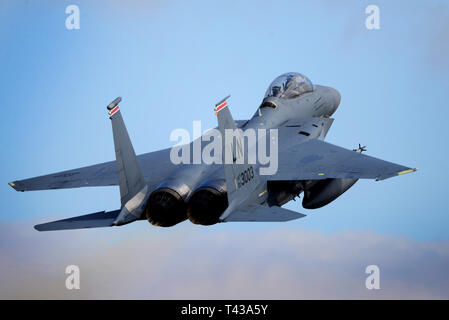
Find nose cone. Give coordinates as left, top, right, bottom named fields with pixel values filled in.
left=330, top=88, right=341, bottom=111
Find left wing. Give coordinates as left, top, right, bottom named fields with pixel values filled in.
left=270, top=138, right=417, bottom=181
left=8, top=148, right=176, bottom=192
left=8, top=119, right=249, bottom=193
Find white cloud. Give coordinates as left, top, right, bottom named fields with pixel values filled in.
left=0, top=221, right=448, bottom=299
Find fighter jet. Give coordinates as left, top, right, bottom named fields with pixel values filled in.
left=8, top=72, right=417, bottom=231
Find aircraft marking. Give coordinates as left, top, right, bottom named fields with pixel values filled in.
left=397, top=168, right=417, bottom=176
left=214, top=101, right=228, bottom=114
left=236, top=166, right=254, bottom=188
left=109, top=105, right=120, bottom=117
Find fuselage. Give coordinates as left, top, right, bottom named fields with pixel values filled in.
left=184, top=74, right=342, bottom=225
left=246, top=84, right=340, bottom=131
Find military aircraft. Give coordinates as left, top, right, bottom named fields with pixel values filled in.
left=8, top=72, right=417, bottom=231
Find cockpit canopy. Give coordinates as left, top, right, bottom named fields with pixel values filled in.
left=264, top=72, right=314, bottom=100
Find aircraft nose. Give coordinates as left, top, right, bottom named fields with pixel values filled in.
left=331, top=88, right=341, bottom=108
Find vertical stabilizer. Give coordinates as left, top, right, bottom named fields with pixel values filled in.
left=214, top=97, right=261, bottom=219
left=107, top=97, right=148, bottom=225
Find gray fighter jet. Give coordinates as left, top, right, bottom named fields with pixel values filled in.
left=8, top=72, right=417, bottom=231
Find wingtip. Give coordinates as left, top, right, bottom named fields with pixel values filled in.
left=375, top=167, right=418, bottom=181
left=8, top=181, right=25, bottom=192
left=397, top=168, right=418, bottom=176
left=8, top=181, right=22, bottom=191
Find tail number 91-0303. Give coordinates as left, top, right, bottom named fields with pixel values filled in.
left=236, top=166, right=255, bottom=188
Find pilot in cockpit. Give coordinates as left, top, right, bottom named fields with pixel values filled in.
left=264, top=72, right=314, bottom=100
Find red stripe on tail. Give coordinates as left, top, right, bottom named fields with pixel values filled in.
left=109, top=106, right=120, bottom=117
left=215, top=101, right=227, bottom=112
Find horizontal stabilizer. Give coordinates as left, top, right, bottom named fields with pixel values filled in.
left=223, top=204, right=306, bottom=222
left=34, top=210, right=121, bottom=231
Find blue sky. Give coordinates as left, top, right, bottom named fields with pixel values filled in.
left=1, top=0, right=448, bottom=240
left=0, top=0, right=448, bottom=299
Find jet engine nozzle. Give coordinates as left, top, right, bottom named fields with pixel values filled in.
left=187, top=179, right=228, bottom=225
left=146, top=180, right=191, bottom=227
left=146, top=188, right=187, bottom=227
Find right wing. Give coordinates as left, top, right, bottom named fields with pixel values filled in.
left=271, top=138, right=417, bottom=181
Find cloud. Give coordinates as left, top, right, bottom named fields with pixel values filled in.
left=0, top=221, right=448, bottom=299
